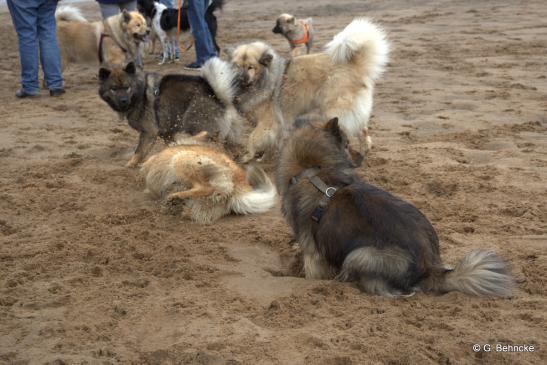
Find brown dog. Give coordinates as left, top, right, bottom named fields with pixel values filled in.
left=56, top=6, right=148, bottom=68
left=141, top=135, right=276, bottom=224
left=272, top=13, right=314, bottom=57
left=276, top=117, right=514, bottom=298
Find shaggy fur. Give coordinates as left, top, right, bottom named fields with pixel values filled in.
left=276, top=118, right=514, bottom=298
left=229, top=18, right=390, bottom=162
left=141, top=139, right=276, bottom=224
left=98, top=58, right=245, bottom=167
left=56, top=6, right=148, bottom=68
left=272, top=13, right=314, bottom=57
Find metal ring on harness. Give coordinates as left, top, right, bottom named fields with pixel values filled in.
left=325, top=187, right=337, bottom=198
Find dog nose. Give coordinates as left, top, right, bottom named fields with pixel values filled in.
left=119, top=96, right=129, bottom=106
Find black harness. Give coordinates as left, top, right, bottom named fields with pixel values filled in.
left=289, top=167, right=339, bottom=223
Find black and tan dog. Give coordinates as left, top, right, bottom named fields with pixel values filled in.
left=98, top=58, right=245, bottom=167
left=276, top=118, right=514, bottom=298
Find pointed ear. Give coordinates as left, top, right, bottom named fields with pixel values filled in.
left=289, top=16, right=296, bottom=24
left=98, top=68, right=111, bottom=81
left=324, top=117, right=342, bottom=141
left=122, top=9, right=131, bottom=23
left=124, top=62, right=136, bottom=75
left=259, top=52, right=273, bottom=68
left=223, top=47, right=235, bottom=59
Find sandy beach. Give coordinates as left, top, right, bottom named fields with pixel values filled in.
left=0, top=0, right=546, bottom=363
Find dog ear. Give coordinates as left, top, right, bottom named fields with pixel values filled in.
left=324, top=117, right=342, bottom=141
left=124, top=62, right=136, bottom=75
left=259, top=52, right=273, bottom=68
left=98, top=68, right=111, bottom=81
left=223, top=47, right=235, bottom=58
left=289, top=16, right=296, bottom=24
left=122, top=9, right=131, bottom=23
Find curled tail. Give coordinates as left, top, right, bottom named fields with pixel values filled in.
left=55, top=6, right=87, bottom=23
left=207, top=0, right=225, bottom=14
left=325, top=18, right=389, bottom=82
left=201, top=57, right=240, bottom=107
left=230, top=165, right=276, bottom=215
left=421, top=250, right=514, bottom=297
left=201, top=57, right=244, bottom=144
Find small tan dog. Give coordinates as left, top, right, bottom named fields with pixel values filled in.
left=272, top=13, right=314, bottom=57
left=55, top=6, right=148, bottom=68
left=141, top=133, right=277, bottom=224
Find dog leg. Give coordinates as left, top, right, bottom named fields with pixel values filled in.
left=357, top=276, right=416, bottom=298
left=303, top=251, right=334, bottom=280
left=127, top=132, right=156, bottom=168
left=167, top=184, right=215, bottom=201
left=362, top=127, right=372, bottom=152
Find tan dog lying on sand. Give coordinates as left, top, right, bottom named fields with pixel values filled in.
left=141, top=133, right=276, bottom=224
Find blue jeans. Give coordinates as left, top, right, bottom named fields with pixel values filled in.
left=187, top=0, right=216, bottom=65
left=7, top=0, right=63, bottom=94
left=98, top=1, right=137, bottom=20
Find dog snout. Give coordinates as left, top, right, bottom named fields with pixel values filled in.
left=118, top=95, right=130, bottom=107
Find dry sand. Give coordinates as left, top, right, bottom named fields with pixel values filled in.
left=0, top=0, right=546, bottom=364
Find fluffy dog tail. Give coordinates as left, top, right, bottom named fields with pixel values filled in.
left=230, top=166, right=276, bottom=215
left=325, top=18, right=389, bottom=82
left=201, top=57, right=244, bottom=144
left=55, top=6, right=87, bottom=23
left=421, top=251, right=514, bottom=297
left=201, top=57, right=239, bottom=106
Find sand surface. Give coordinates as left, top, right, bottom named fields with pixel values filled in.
left=1, top=0, right=546, bottom=364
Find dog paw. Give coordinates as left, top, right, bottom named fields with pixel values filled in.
left=125, top=157, right=140, bottom=168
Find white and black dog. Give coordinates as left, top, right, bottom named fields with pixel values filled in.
left=138, top=0, right=224, bottom=64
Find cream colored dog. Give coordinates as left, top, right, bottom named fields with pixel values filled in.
left=230, top=19, right=390, bottom=162
left=56, top=6, right=148, bottom=68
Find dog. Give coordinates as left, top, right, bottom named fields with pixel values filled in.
left=98, top=58, right=245, bottom=167
left=141, top=135, right=276, bottom=224
left=276, top=117, right=514, bottom=298
left=55, top=6, right=149, bottom=68
left=272, top=13, right=314, bottom=57
left=228, top=18, right=390, bottom=162
left=137, top=0, right=224, bottom=58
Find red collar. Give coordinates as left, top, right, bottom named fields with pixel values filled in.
left=289, top=21, right=310, bottom=46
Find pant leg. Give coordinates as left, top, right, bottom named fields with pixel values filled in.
left=99, top=3, right=121, bottom=19
left=187, top=0, right=216, bottom=65
left=37, top=0, right=63, bottom=90
left=7, top=0, right=40, bottom=94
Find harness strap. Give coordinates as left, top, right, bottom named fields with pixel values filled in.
left=289, top=21, right=310, bottom=46
left=98, top=32, right=128, bottom=64
left=289, top=167, right=339, bottom=222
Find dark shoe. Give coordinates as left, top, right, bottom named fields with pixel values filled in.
left=49, top=89, right=65, bottom=97
left=184, top=62, right=202, bottom=71
left=15, top=89, right=39, bottom=98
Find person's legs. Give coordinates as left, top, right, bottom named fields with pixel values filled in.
left=7, top=0, right=40, bottom=95
left=37, top=0, right=63, bottom=92
left=186, top=0, right=216, bottom=67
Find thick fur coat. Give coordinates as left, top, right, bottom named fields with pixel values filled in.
left=141, top=141, right=276, bottom=224
left=230, top=18, right=390, bottom=162
left=56, top=6, right=148, bottom=68
left=98, top=58, right=245, bottom=167
left=276, top=118, right=514, bottom=298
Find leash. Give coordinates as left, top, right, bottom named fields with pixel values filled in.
left=289, top=167, right=338, bottom=222
left=289, top=21, right=310, bottom=46
left=98, top=32, right=128, bottom=64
